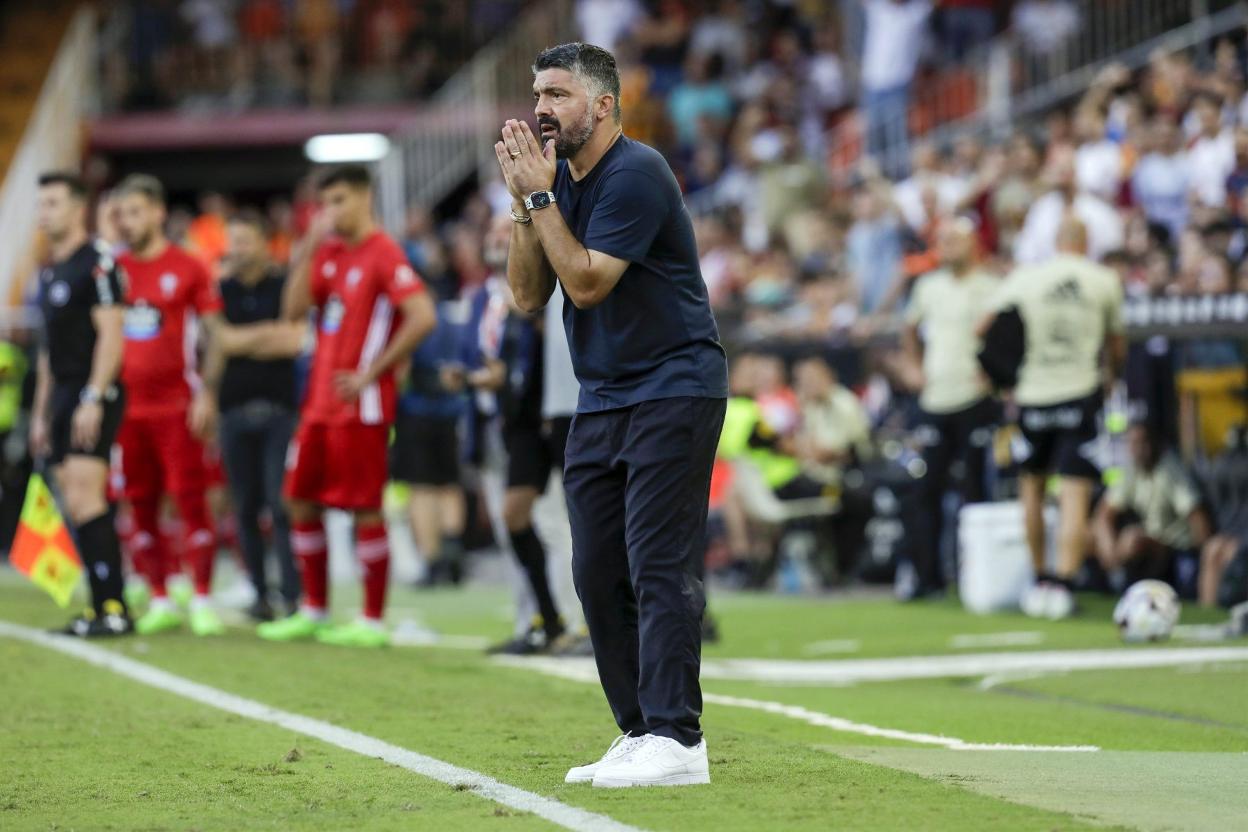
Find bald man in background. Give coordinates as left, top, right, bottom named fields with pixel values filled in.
left=986, top=218, right=1125, bottom=618
left=899, top=218, right=1001, bottom=599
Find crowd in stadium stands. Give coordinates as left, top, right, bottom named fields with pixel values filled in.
left=98, top=0, right=535, bottom=109
left=24, top=1, right=1240, bottom=622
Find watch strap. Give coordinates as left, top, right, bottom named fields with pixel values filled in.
left=524, top=191, right=557, bottom=211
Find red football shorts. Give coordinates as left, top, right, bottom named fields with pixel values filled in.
left=113, top=411, right=209, bottom=501
left=283, top=421, right=390, bottom=511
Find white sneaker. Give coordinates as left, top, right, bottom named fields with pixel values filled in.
left=564, top=734, right=649, bottom=784
left=591, top=735, right=710, bottom=788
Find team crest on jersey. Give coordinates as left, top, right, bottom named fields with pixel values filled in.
left=48, top=281, right=71, bottom=307
left=322, top=261, right=337, bottom=278
left=321, top=294, right=345, bottom=334
left=346, top=267, right=363, bottom=288
left=124, top=301, right=162, bottom=340
left=395, top=264, right=416, bottom=285
left=160, top=272, right=178, bottom=298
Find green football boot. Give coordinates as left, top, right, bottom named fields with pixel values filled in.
left=256, top=612, right=326, bottom=642
left=134, top=605, right=183, bottom=635
left=189, top=606, right=226, bottom=637
left=315, top=620, right=389, bottom=648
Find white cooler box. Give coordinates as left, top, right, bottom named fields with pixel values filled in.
left=957, top=501, right=1056, bottom=614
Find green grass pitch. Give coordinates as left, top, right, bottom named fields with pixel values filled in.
left=2, top=572, right=1246, bottom=831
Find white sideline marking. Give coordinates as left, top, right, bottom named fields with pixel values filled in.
left=801, top=639, right=862, bottom=656
left=501, top=646, right=1248, bottom=686
left=949, top=631, right=1046, bottom=649
left=0, top=621, right=644, bottom=832
left=701, top=693, right=1099, bottom=752
left=493, top=657, right=1097, bottom=753
left=700, top=647, right=1248, bottom=684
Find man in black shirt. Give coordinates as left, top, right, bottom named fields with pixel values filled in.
left=499, top=43, right=727, bottom=788
left=203, top=211, right=305, bottom=621
left=29, top=171, right=130, bottom=636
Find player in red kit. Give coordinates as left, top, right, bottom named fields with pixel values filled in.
left=258, top=164, right=435, bottom=648
left=113, top=174, right=226, bottom=637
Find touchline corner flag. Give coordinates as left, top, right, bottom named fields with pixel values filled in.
left=8, top=473, right=82, bottom=607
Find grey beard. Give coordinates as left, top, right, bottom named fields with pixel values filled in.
left=553, top=109, right=595, bottom=159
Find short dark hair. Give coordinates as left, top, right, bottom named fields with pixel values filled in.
left=228, top=208, right=268, bottom=235
left=38, top=170, right=87, bottom=199
left=317, top=164, right=372, bottom=191
left=532, top=42, right=621, bottom=122
left=116, top=173, right=166, bottom=206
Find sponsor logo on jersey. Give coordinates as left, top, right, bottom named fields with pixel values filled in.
left=48, top=281, right=71, bottom=307
left=321, top=294, right=345, bottom=334
left=124, top=302, right=163, bottom=340
left=160, top=272, right=178, bottom=298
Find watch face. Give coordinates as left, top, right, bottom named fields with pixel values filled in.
left=531, top=191, right=551, bottom=209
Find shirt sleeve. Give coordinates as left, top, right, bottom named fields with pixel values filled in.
left=1169, top=463, right=1201, bottom=518
left=992, top=271, right=1022, bottom=312
left=191, top=260, right=223, bottom=315
left=376, top=242, right=426, bottom=306
left=1104, top=270, right=1125, bottom=335
left=581, top=167, right=672, bottom=264
left=903, top=275, right=927, bottom=325
left=91, top=253, right=125, bottom=308
left=1105, top=471, right=1131, bottom=511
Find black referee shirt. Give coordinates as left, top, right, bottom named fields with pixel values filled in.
left=218, top=270, right=296, bottom=412
left=38, top=240, right=125, bottom=388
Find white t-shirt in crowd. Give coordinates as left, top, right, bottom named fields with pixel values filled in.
left=892, top=172, right=968, bottom=230
left=1075, top=139, right=1123, bottom=203
left=542, top=287, right=581, bottom=419
left=1132, top=151, right=1190, bottom=241
left=575, top=0, right=643, bottom=53
left=861, top=0, right=932, bottom=92
left=1012, top=0, right=1080, bottom=54
left=1187, top=129, right=1235, bottom=208
left=1014, top=190, right=1124, bottom=265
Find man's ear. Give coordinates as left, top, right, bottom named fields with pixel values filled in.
left=598, top=94, right=616, bottom=123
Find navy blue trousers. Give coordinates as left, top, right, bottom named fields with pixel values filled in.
left=563, top=396, right=726, bottom=747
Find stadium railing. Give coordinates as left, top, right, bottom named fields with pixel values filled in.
left=377, top=0, right=576, bottom=235
left=833, top=0, right=1248, bottom=173
left=0, top=5, right=94, bottom=313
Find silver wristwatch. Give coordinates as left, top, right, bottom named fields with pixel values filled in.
left=79, top=385, right=103, bottom=405
left=524, top=190, right=557, bottom=211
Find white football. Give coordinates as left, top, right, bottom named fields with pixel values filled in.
left=1113, top=580, right=1181, bottom=642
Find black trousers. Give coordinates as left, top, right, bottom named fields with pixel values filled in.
left=564, top=396, right=725, bottom=747
left=220, top=401, right=299, bottom=605
left=902, top=397, right=997, bottom=592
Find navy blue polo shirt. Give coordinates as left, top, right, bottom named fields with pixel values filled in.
left=551, top=135, right=727, bottom=413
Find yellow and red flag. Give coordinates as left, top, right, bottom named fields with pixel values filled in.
left=7, top=474, right=81, bottom=607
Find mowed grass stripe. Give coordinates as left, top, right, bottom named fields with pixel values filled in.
left=1, top=582, right=1113, bottom=831
left=0, top=638, right=555, bottom=831
left=0, top=620, right=644, bottom=832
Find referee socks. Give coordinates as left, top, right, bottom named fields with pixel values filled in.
left=76, top=509, right=129, bottom=617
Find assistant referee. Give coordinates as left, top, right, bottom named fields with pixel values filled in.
left=30, top=171, right=131, bottom=636
left=496, top=42, right=727, bottom=788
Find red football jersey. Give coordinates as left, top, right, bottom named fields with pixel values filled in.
left=120, top=244, right=222, bottom=419
left=302, top=230, right=425, bottom=426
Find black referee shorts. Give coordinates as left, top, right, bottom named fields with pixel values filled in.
left=389, top=413, right=461, bottom=486
left=504, top=423, right=552, bottom=491
left=49, top=383, right=124, bottom=466
left=1018, top=392, right=1102, bottom=481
